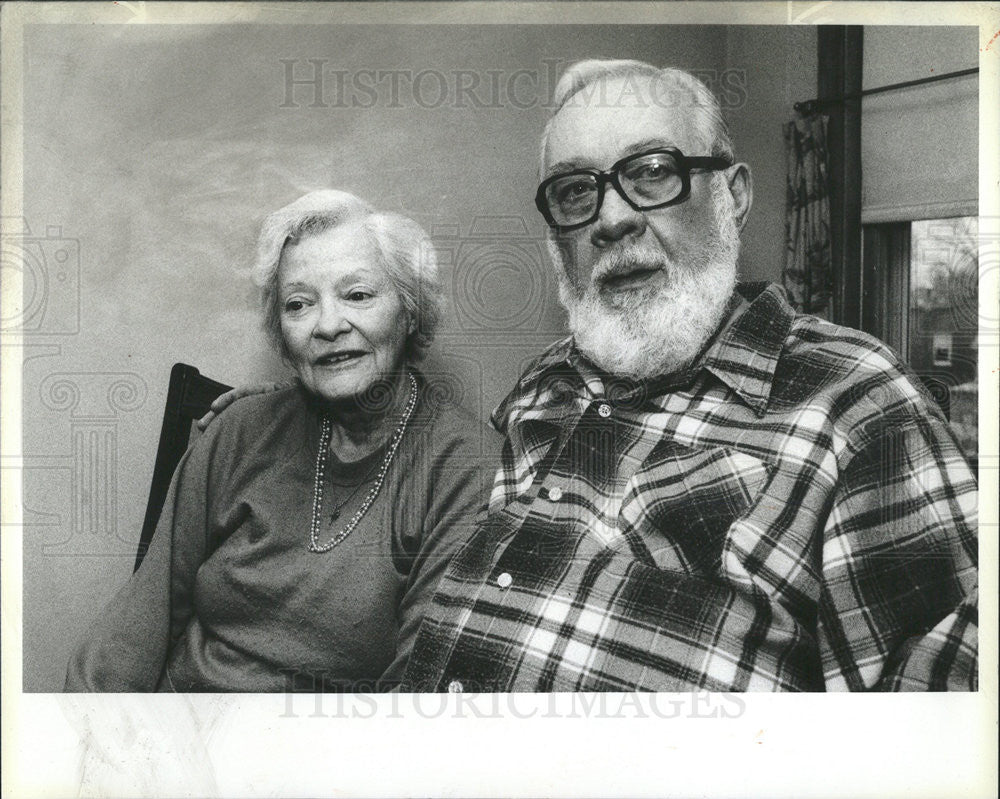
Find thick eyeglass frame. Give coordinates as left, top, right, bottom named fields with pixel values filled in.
left=535, top=148, right=733, bottom=231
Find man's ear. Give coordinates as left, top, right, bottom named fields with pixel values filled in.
left=726, top=162, right=753, bottom=232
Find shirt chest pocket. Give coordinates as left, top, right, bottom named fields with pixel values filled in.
left=619, top=443, right=773, bottom=576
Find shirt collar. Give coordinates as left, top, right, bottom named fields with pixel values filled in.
left=490, top=337, right=576, bottom=433
left=491, top=282, right=796, bottom=430
left=697, top=282, right=796, bottom=416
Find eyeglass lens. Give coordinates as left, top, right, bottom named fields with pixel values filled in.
left=543, top=151, right=684, bottom=226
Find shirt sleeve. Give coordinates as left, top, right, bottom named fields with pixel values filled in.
left=64, top=424, right=221, bottom=692
left=817, top=412, right=978, bottom=691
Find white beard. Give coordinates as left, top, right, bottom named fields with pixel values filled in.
left=551, top=183, right=741, bottom=379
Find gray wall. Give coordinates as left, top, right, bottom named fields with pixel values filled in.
left=20, top=23, right=815, bottom=690
left=727, top=26, right=818, bottom=281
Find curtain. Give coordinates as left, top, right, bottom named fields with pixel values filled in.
left=782, top=115, right=832, bottom=315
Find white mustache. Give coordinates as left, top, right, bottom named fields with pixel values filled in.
left=592, top=247, right=669, bottom=284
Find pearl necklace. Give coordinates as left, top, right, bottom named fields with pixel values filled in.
left=308, top=373, right=418, bottom=553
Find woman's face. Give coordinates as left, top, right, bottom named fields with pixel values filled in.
left=278, top=222, right=412, bottom=404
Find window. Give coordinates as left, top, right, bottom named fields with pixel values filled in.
left=861, top=216, right=978, bottom=468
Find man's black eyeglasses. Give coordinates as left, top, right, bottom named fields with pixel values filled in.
left=535, top=148, right=732, bottom=231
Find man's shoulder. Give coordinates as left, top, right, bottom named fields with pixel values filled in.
left=734, top=282, right=903, bottom=379
left=774, top=312, right=944, bottom=427
left=783, top=312, right=900, bottom=365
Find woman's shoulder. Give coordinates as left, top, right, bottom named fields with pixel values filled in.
left=413, top=385, right=501, bottom=460
left=201, top=385, right=308, bottom=450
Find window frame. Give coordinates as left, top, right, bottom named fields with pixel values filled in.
left=860, top=222, right=911, bottom=359
left=860, top=217, right=981, bottom=477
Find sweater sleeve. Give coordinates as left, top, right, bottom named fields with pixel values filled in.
left=379, top=413, right=499, bottom=687
left=64, top=422, right=223, bottom=692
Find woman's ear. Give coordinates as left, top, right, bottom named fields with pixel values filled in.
left=726, top=163, right=753, bottom=232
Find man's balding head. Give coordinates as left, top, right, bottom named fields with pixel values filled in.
left=540, top=59, right=735, bottom=173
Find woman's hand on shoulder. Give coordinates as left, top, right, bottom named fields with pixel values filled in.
left=197, top=379, right=297, bottom=430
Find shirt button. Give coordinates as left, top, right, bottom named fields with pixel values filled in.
left=597, top=402, right=612, bottom=418
left=547, top=486, right=563, bottom=501
left=497, top=572, right=513, bottom=589
left=447, top=680, right=464, bottom=693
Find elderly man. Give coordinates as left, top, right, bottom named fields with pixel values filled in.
left=208, top=59, right=977, bottom=691
left=400, top=59, right=978, bottom=692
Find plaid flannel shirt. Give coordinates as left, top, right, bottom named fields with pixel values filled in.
left=404, top=283, right=978, bottom=691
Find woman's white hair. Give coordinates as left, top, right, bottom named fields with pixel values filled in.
left=253, top=189, right=443, bottom=363
left=540, top=59, right=735, bottom=171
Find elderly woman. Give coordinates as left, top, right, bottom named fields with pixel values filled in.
left=66, top=190, right=494, bottom=692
